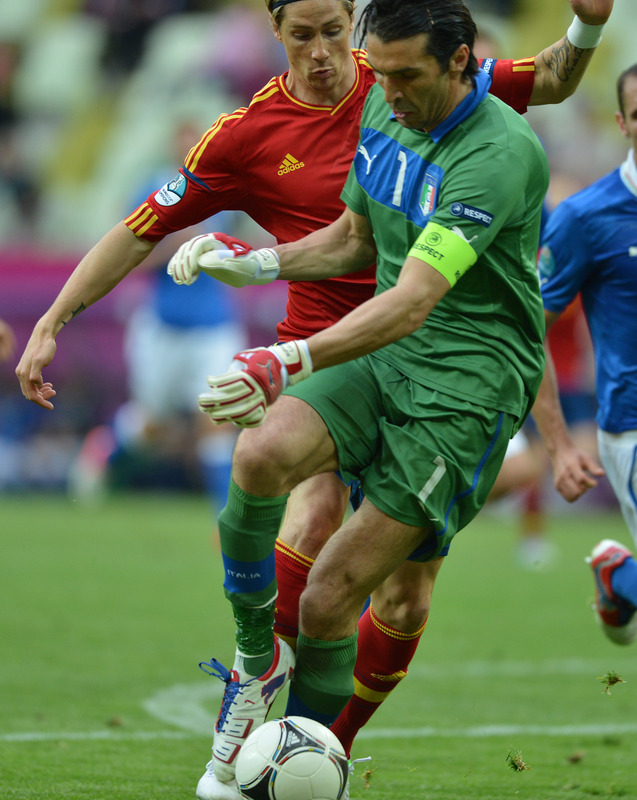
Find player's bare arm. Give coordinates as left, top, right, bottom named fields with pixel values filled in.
left=216, top=209, right=451, bottom=372
left=197, top=251, right=451, bottom=429
left=275, top=206, right=377, bottom=281
left=169, top=207, right=378, bottom=288
left=16, top=223, right=156, bottom=409
left=531, top=308, right=604, bottom=501
left=528, top=0, right=613, bottom=105
left=304, top=255, right=450, bottom=371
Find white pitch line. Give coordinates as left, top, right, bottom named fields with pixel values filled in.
left=4, top=722, right=637, bottom=744
left=142, top=681, right=224, bottom=735
left=141, top=659, right=635, bottom=736
left=356, top=722, right=637, bottom=740
left=407, top=656, right=635, bottom=679
left=1, top=730, right=191, bottom=743
left=3, top=657, right=633, bottom=745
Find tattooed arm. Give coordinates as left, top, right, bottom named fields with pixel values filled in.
left=16, top=222, right=155, bottom=408
left=528, top=0, right=613, bottom=105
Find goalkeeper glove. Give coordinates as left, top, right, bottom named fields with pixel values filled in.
left=168, top=231, right=280, bottom=288
left=198, top=340, right=312, bottom=428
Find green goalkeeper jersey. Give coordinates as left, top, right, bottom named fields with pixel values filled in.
left=341, top=73, right=548, bottom=429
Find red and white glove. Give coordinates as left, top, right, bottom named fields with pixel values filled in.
left=198, top=340, right=312, bottom=428
left=167, top=232, right=253, bottom=286
left=168, top=231, right=279, bottom=288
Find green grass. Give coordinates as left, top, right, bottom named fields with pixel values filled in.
left=2, top=493, right=637, bottom=799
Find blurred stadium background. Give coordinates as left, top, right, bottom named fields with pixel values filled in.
left=0, top=0, right=632, bottom=504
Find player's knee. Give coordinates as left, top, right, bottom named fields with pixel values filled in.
left=232, top=429, right=290, bottom=491
left=279, top=523, right=332, bottom=560
left=280, top=502, right=342, bottom=557
left=298, top=583, right=334, bottom=638
left=300, top=494, right=344, bottom=532
left=299, top=578, right=361, bottom=639
left=372, top=591, right=430, bottom=633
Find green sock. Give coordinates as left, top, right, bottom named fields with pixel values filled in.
left=218, top=479, right=289, bottom=676
left=291, top=632, right=358, bottom=717
left=233, top=602, right=276, bottom=677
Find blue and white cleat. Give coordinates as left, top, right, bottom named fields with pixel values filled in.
left=588, top=539, right=637, bottom=645
left=198, top=636, right=295, bottom=785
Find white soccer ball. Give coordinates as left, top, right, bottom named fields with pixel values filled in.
left=235, top=715, right=349, bottom=800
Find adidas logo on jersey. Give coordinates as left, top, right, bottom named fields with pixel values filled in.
left=278, top=153, right=305, bottom=175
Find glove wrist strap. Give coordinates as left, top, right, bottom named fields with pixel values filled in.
left=255, top=249, right=281, bottom=283
left=272, top=339, right=313, bottom=386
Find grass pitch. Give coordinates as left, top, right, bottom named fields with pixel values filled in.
left=1, top=492, right=636, bottom=799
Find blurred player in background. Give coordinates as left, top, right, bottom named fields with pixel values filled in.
left=533, top=62, right=637, bottom=646
left=69, top=121, right=247, bottom=510
left=0, top=317, right=16, bottom=362
left=515, top=294, right=598, bottom=567
left=16, top=0, right=613, bottom=796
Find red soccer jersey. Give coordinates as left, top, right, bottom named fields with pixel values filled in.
left=125, top=52, right=535, bottom=340
left=479, top=56, right=535, bottom=115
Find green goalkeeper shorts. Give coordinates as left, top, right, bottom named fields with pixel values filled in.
left=284, top=354, right=516, bottom=561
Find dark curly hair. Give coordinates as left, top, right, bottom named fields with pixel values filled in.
left=356, top=0, right=479, bottom=79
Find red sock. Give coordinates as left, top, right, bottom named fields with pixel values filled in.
left=520, top=480, right=545, bottom=536
left=331, top=604, right=426, bottom=756
left=273, top=538, right=314, bottom=651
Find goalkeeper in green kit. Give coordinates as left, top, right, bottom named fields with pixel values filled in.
left=167, top=0, right=550, bottom=786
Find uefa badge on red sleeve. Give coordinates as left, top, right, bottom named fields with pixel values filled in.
left=154, top=174, right=187, bottom=207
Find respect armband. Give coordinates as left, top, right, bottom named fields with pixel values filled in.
left=408, top=222, right=477, bottom=287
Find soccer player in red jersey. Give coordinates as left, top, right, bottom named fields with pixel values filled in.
left=16, top=1, right=613, bottom=796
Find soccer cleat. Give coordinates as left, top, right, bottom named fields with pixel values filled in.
left=587, top=539, right=637, bottom=645
left=196, top=760, right=242, bottom=800
left=343, top=756, right=373, bottom=800
left=199, top=636, right=295, bottom=782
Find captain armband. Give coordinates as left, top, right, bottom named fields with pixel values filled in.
left=408, top=222, right=478, bottom=288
